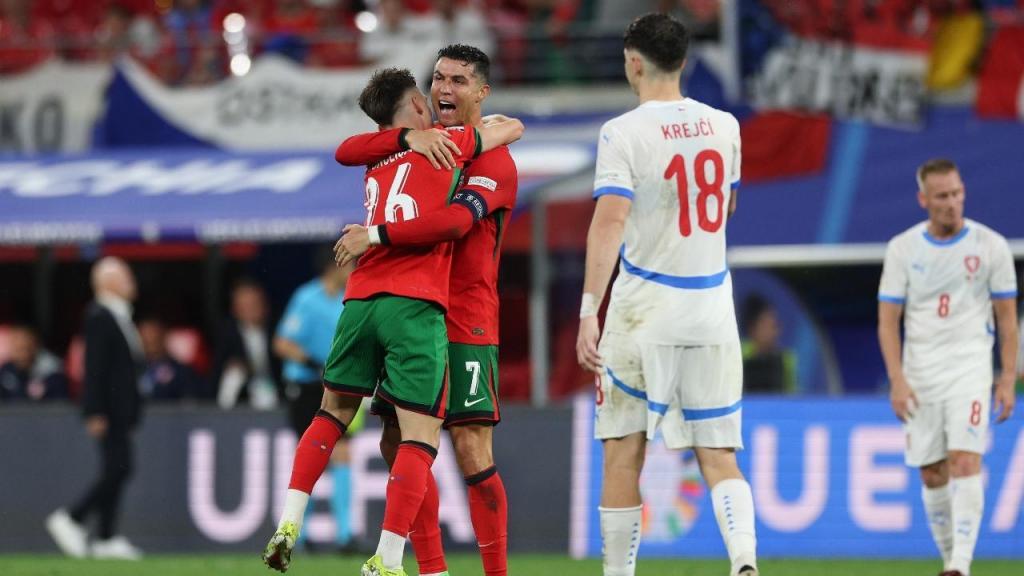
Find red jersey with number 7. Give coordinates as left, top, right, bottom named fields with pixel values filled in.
left=342, top=125, right=482, bottom=311
left=446, top=146, right=518, bottom=345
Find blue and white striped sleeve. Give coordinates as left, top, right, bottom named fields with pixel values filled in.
left=593, top=123, right=634, bottom=201
left=878, top=238, right=908, bottom=305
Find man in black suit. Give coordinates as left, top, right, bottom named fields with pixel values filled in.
left=46, top=257, right=144, bottom=560
left=212, top=279, right=281, bottom=409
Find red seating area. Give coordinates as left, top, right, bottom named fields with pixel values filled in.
left=0, top=0, right=582, bottom=81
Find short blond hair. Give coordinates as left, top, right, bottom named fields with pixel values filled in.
left=916, top=158, right=958, bottom=191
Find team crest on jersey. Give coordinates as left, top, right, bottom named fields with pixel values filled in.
left=964, top=255, right=980, bottom=273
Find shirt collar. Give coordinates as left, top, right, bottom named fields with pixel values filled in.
left=97, top=294, right=133, bottom=319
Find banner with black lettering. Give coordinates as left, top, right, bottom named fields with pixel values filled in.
left=746, top=37, right=928, bottom=127
left=104, top=53, right=435, bottom=150
left=0, top=60, right=111, bottom=154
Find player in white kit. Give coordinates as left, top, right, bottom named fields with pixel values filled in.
left=878, top=159, right=1018, bottom=576
left=576, top=13, right=757, bottom=576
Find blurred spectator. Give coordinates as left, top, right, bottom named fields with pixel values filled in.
left=0, top=0, right=56, bottom=74
left=304, top=0, right=362, bottom=67
left=661, top=0, right=720, bottom=41
left=212, top=279, right=280, bottom=410
left=263, top=0, right=318, bottom=62
left=138, top=318, right=208, bottom=401
left=434, top=0, right=495, bottom=58
left=0, top=325, right=68, bottom=401
left=532, top=0, right=584, bottom=81
left=164, top=0, right=221, bottom=84
left=94, top=3, right=161, bottom=60
left=46, top=257, right=144, bottom=560
left=592, top=0, right=656, bottom=31
left=91, top=2, right=171, bottom=78
left=741, top=295, right=797, bottom=394
left=360, top=0, right=447, bottom=70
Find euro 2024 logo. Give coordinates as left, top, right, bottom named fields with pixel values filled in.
left=640, top=438, right=706, bottom=541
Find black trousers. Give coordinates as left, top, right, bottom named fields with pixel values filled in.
left=70, top=428, right=134, bottom=540
left=287, top=381, right=325, bottom=437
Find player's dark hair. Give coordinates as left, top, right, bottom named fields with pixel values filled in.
left=358, top=67, right=418, bottom=126
left=231, top=277, right=264, bottom=295
left=741, top=295, right=772, bottom=335
left=916, top=158, right=959, bottom=189
left=623, top=13, right=689, bottom=73
left=437, top=44, right=490, bottom=84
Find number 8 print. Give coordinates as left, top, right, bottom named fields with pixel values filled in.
left=970, top=400, right=981, bottom=426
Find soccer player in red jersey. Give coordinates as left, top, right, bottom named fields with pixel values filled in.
left=335, top=45, right=518, bottom=576
left=262, top=67, right=522, bottom=576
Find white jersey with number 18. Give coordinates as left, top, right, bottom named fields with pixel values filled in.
left=594, top=98, right=741, bottom=345
left=878, top=219, right=1018, bottom=402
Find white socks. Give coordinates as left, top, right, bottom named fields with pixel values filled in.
left=599, top=505, right=642, bottom=576
left=949, top=475, right=984, bottom=575
left=711, top=478, right=758, bottom=575
left=376, top=529, right=407, bottom=569
left=279, top=489, right=310, bottom=534
left=921, top=483, right=953, bottom=566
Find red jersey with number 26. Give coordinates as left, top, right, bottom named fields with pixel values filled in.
left=447, top=146, right=518, bottom=345
left=343, top=125, right=482, bottom=311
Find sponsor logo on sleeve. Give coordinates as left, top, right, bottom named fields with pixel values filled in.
left=467, top=176, right=498, bottom=191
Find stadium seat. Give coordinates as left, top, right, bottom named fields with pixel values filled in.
left=64, top=336, right=84, bottom=401
left=165, top=327, right=210, bottom=376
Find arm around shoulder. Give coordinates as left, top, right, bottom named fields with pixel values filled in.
left=477, top=117, right=524, bottom=154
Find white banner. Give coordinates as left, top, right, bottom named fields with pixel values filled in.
left=119, top=53, right=437, bottom=150
left=0, top=59, right=111, bottom=153
left=747, top=37, right=928, bottom=127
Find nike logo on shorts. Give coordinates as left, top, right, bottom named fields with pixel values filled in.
left=464, top=397, right=487, bottom=408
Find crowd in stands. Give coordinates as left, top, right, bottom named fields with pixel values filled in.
left=0, top=0, right=728, bottom=83
left=3, top=1, right=1023, bottom=83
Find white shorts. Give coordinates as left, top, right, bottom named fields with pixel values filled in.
left=594, top=332, right=743, bottom=451
left=903, top=390, right=990, bottom=467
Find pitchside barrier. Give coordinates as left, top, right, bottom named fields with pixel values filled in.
left=0, top=405, right=573, bottom=553
left=570, top=395, right=1024, bottom=558
left=1, top=398, right=1022, bottom=557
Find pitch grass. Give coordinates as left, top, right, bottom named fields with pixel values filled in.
left=4, top=555, right=1022, bottom=576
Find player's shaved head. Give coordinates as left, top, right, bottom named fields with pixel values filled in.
left=916, top=158, right=959, bottom=191
left=91, top=256, right=137, bottom=301
left=624, top=13, right=689, bottom=74
left=359, top=67, right=419, bottom=126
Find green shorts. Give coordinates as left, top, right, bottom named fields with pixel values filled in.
left=371, top=342, right=500, bottom=427
left=323, top=295, right=449, bottom=418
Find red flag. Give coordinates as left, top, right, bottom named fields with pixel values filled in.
left=976, top=25, right=1024, bottom=119
left=741, top=112, right=832, bottom=182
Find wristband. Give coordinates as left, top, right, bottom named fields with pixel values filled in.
left=580, top=293, right=599, bottom=318
left=368, top=225, right=382, bottom=246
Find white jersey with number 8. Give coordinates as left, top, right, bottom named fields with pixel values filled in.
left=594, top=98, right=741, bottom=345
left=878, top=219, right=1018, bottom=402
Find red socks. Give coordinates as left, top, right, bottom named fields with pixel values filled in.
left=466, top=467, right=508, bottom=576
left=409, top=472, right=447, bottom=574
left=288, top=410, right=345, bottom=493
left=382, top=441, right=437, bottom=536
